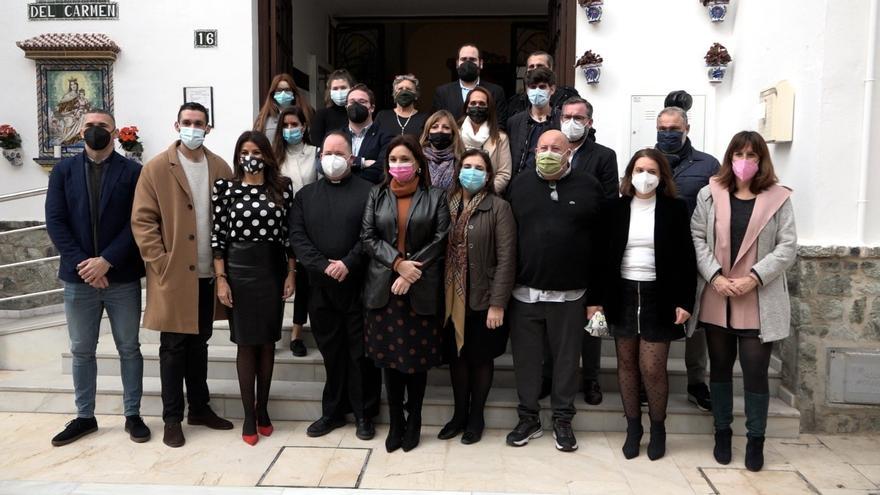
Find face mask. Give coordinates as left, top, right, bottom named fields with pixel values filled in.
left=427, top=131, right=454, bottom=150
left=347, top=102, right=369, bottom=124
left=321, top=154, right=349, bottom=179
left=527, top=88, right=550, bottom=108
left=240, top=155, right=265, bottom=175
left=179, top=126, right=206, bottom=150
left=535, top=150, right=565, bottom=178
left=733, top=159, right=760, bottom=182
left=83, top=126, right=112, bottom=150
left=457, top=61, right=479, bottom=82
left=395, top=90, right=416, bottom=107
left=389, top=163, right=416, bottom=183
left=283, top=128, right=303, bottom=144
left=273, top=90, right=294, bottom=107
left=561, top=119, right=586, bottom=142
left=467, top=106, right=489, bottom=124
left=459, top=167, right=487, bottom=193
left=632, top=171, right=660, bottom=195
left=657, top=130, right=685, bottom=153
left=330, top=89, right=349, bottom=107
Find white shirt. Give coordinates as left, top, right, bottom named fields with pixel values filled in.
left=281, top=142, right=318, bottom=193
left=621, top=195, right=657, bottom=281
left=460, top=78, right=480, bottom=103
left=349, top=122, right=372, bottom=157
left=512, top=286, right=586, bottom=303
left=177, top=150, right=213, bottom=278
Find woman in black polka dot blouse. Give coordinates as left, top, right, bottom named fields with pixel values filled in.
left=211, top=130, right=295, bottom=446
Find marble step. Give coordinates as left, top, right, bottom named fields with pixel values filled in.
left=63, top=341, right=783, bottom=395
left=0, top=367, right=801, bottom=437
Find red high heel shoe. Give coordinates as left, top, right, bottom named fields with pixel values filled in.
left=257, top=424, right=274, bottom=437
left=242, top=433, right=258, bottom=446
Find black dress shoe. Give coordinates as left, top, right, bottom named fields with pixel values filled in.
left=461, top=429, right=483, bottom=445
left=583, top=379, right=603, bottom=405
left=355, top=418, right=375, bottom=440
left=125, top=415, right=151, bottom=443
left=187, top=408, right=234, bottom=430
left=51, top=417, right=98, bottom=447
left=163, top=422, right=185, bottom=448
left=290, top=339, right=307, bottom=357
left=307, top=416, right=346, bottom=437
left=688, top=383, right=713, bottom=412
left=437, top=419, right=465, bottom=440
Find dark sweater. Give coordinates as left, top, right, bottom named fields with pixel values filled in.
left=374, top=109, right=429, bottom=138
left=507, top=169, right=607, bottom=304
left=309, top=105, right=349, bottom=147
left=288, top=174, right=373, bottom=287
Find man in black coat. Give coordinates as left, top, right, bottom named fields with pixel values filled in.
left=431, top=44, right=508, bottom=127
left=340, top=84, right=392, bottom=184
left=507, top=67, right=560, bottom=178
left=289, top=131, right=381, bottom=440
left=507, top=51, right=581, bottom=118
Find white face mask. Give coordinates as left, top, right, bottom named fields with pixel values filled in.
left=561, top=118, right=586, bottom=142
left=330, top=89, right=350, bottom=107
left=321, top=154, right=349, bottom=179
left=632, top=171, right=660, bottom=195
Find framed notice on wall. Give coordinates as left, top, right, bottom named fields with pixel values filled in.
left=183, top=86, right=214, bottom=127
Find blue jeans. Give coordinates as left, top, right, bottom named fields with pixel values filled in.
left=64, top=280, right=143, bottom=418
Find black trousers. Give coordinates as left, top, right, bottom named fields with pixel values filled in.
left=309, top=283, right=381, bottom=420
left=159, top=277, right=214, bottom=423
left=292, top=261, right=309, bottom=326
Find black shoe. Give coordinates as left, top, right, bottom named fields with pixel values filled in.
left=401, top=411, right=422, bottom=452
left=745, top=436, right=765, bottom=472
left=187, top=407, right=234, bottom=430
left=290, top=339, right=307, bottom=357
left=506, top=418, right=543, bottom=447
left=386, top=410, right=406, bottom=453
left=307, top=416, right=345, bottom=437
left=461, top=428, right=483, bottom=445
left=437, top=419, right=466, bottom=440
left=714, top=428, right=733, bottom=465
left=647, top=419, right=666, bottom=460
left=687, top=383, right=712, bottom=412
left=163, top=422, right=185, bottom=448
left=51, top=417, right=98, bottom=447
left=622, top=416, right=643, bottom=459
left=124, top=415, right=151, bottom=443
left=639, top=387, right=648, bottom=407
left=584, top=379, right=603, bottom=405
left=539, top=377, right=552, bottom=400
left=553, top=420, right=578, bottom=452
left=355, top=418, right=375, bottom=440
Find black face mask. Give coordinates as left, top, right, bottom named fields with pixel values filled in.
left=347, top=102, right=369, bottom=124
left=84, top=126, right=112, bottom=150
left=467, top=106, right=489, bottom=124
left=457, top=61, right=479, bottom=82
left=395, top=90, right=416, bottom=108
left=427, top=131, right=454, bottom=150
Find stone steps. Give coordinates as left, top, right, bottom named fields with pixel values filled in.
left=0, top=366, right=800, bottom=437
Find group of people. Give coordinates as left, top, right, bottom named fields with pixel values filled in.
left=44, top=43, right=797, bottom=473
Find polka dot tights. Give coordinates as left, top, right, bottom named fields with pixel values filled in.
left=615, top=337, right=670, bottom=421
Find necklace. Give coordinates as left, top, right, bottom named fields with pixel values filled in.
left=395, top=109, right=417, bottom=135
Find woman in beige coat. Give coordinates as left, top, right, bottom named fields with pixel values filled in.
left=458, top=87, right=512, bottom=194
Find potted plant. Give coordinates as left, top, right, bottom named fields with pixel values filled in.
left=575, top=50, right=604, bottom=84
left=578, top=0, right=604, bottom=23
left=0, top=125, right=23, bottom=167
left=704, top=42, right=731, bottom=83
left=701, top=0, right=730, bottom=22
left=118, top=125, right=144, bottom=163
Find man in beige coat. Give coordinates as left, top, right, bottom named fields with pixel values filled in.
left=131, top=102, right=233, bottom=447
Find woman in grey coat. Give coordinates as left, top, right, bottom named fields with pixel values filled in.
left=690, top=131, right=797, bottom=473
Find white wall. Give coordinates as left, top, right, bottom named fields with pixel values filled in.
left=0, top=0, right=259, bottom=221
left=292, top=0, right=331, bottom=110
left=575, top=0, right=880, bottom=246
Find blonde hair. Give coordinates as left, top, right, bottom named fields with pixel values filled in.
left=419, top=110, right=465, bottom=162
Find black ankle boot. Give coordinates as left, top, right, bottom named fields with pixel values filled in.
left=385, top=405, right=406, bottom=453
left=647, top=419, right=666, bottom=460
left=401, top=407, right=422, bottom=452
left=714, top=428, right=733, bottom=464
left=745, top=436, right=765, bottom=471
left=622, top=416, right=643, bottom=459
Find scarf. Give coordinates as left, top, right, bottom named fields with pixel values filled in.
left=424, top=145, right=456, bottom=190
left=460, top=117, right=491, bottom=150
left=658, top=137, right=694, bottom=170
left=390, top=178, right=418, bottom=255
left=444, top=189, right=487, bottom=353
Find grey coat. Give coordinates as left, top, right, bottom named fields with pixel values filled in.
left=688, top=185, right=798, bottom=342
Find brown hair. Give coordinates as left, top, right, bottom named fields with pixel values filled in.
left=383, top=134, right=431, bottom=188
left=348, top=83, right=375, bottom=107
left=449, top=148, right=496, bottom=198
left=232, top=130, right=289, bottom=205
left=419, top=110, right=465, bottom=161
left=254, top=74, right=314, bottom=132
left=323, top=69, right=356, bottom=107
left=620, top=148, right=678, bottom=198
left=461, top=86, right=501, bottom=144
left=717, top=131, right=778, bottom=194
left=272, top=106, right=311, bottom=167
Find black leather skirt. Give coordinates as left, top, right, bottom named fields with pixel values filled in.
left=226, top=241, right=285, bottom=345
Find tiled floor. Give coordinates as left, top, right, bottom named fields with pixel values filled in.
left=0, top=412, right=878, bottom=494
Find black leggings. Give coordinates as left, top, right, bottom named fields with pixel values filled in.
left=236, top=343, right=275, bottom=433
left=706, top=330, right=773, bottom=393
left=447, top=356, right=494, bottom=431
left=615, top=337, right=670, bottom=421
left=383, top=368, right=427, bottom=415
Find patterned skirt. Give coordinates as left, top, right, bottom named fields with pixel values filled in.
left=365, top=294, right=443, bottom=373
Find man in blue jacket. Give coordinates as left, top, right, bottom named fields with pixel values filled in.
left=45, top=109, right=149, bottom=446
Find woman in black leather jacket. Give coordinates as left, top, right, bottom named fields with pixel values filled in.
left=361, top=134, right=450, bottom=453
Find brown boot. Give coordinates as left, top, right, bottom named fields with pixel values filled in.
left=163, top=422, right=185, bottom=448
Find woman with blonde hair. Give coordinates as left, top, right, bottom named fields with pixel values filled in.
left=419, top=110, right=465, bottom=190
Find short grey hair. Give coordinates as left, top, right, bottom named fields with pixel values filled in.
left=657, top=106, right=688, bottom=126
left=85, top=108, right=116, bottom=126
left=392, top=74, right=420, bottom=98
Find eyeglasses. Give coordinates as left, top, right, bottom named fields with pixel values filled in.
left=549, top=181, right=558, bottom=202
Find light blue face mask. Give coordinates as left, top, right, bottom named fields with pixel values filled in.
left=274, top=90, right=294, bottom=106
left=179, top=126, right=206, bottom=150
left=283, top=127, right=303, bottom=144
left=527, top=87, right=551, bottom=108
left=459, top=167, right=487, bottom=193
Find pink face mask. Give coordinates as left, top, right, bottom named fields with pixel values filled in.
left=732, top=159, right=759, bottom=182
left=389, top=163, right=416, bottom=183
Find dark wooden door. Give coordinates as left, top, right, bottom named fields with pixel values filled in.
left=257, top=0, right=294, bottom=98
left=548, top=0, right=576, bottom=88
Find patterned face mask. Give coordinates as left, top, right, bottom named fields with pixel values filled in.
left=240, top=155, right=266, bottom=175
